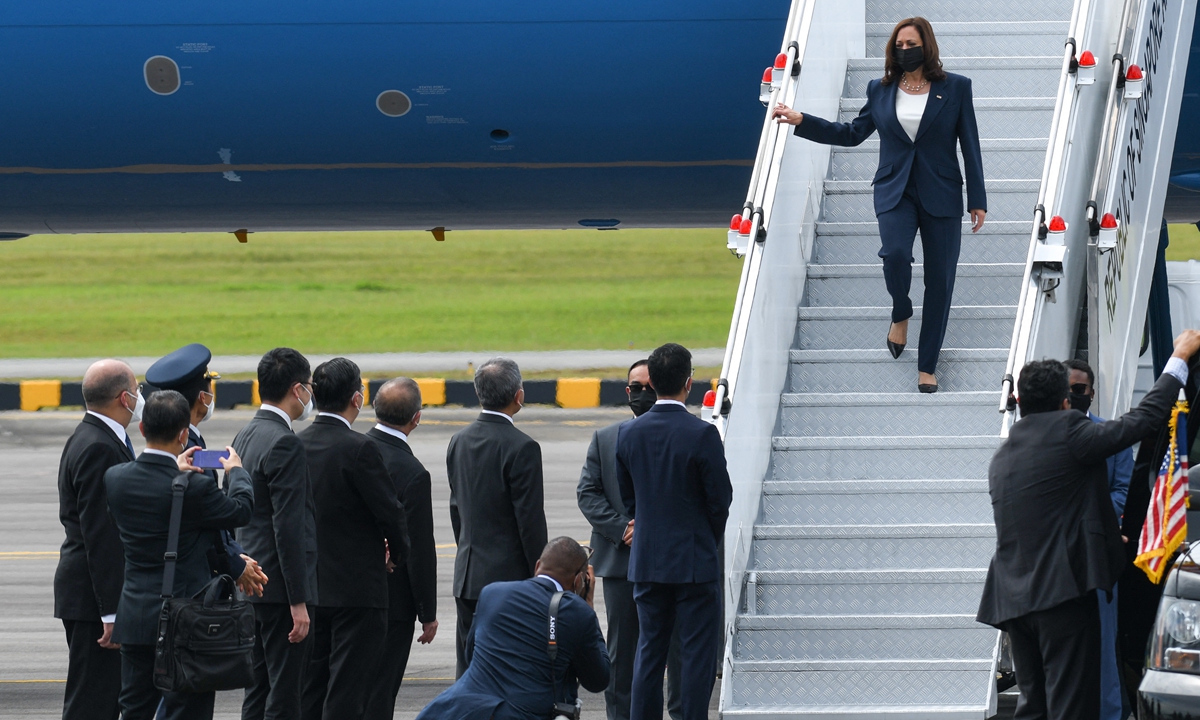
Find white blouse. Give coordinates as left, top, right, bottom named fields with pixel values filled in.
left=896, top=89, right=928, bottom=142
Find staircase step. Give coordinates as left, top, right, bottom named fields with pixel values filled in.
left=779, top=391, right=998, bottom=436
left=867, top=0, right=1073, bottom=23
left=726, top=660, right=994, bottom=708
left=831, top=147, right=1045, bottom=181
left=866, top=21, right=1070, bottom=58
left=844, top=57, right=1061, bottom=97
left=760, top=479, right=992, bottom=525
left=795, top=306, right=1014, bottom=351
left=734, top=615, right=995, bottom=660
left=771, top=432, right=1001, bottom=479
left=813, top=220, right=1029, bottom=264
left=751, top=524, right=995, bottom=571
left=820, top=184, right=1037, bottom=223
left=749, top=568, right=988, bottom=615
left=836, top=101, right=1054, bottom=143
left=788, top=347, right=1008, bottom=393
left=804, top=263, right=1023, bottom=310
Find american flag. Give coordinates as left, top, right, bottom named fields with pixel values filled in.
left=1134, top=390, right=1190, bottom=584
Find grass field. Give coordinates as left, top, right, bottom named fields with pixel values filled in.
left=1167, top=223, right=1200, bottom=261
left=0, top=229, right=739, bottom=359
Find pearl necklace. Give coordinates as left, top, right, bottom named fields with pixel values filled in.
left=900, top=74, right=928, bottom=93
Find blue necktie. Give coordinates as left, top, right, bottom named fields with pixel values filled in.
left=124, top=435, right=135, bottom=457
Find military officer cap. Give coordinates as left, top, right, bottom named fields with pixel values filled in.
left=146, top=343, right=219, bottom=389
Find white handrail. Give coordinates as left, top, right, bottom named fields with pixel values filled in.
left=710, top=0, right=815, bottom=436
left=997, top=0, right=1096, bottom=426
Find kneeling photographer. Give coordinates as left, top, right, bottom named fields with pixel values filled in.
left=104, top=390, right=254, bottom=720
left=417, top=537, right=610, bottom=720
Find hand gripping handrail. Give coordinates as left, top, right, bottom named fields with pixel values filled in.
left=709, top=0, right=815, bottom=437
left=997, top=0, right=1097, bottom=427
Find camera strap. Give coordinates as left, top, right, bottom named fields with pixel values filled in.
left=160, top=473, right=191, bottom=599
left=547, top=590, right=565, bottom=704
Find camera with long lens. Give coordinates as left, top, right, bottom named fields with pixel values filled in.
left=552, top=699, right=582, bottom=720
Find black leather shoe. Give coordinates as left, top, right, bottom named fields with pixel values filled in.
left=887, top=323, right=906, bottom=359
left=918, top=382, right=938, bottom=394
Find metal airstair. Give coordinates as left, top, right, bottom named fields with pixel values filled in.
left=709, top=0, right=1196, bottom=716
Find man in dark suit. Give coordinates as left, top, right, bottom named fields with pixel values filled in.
left=577, top=360, right=683, bottom=720
left=416, top=537, right=609, bottom=720
left=54, top=358, right=140, bottom=720
left=446, top=357, right=548, bottom=677
left=232, top=347, right=318, bottom=720
left=104, top=390, right=255, bottom=720
left=977, top=329, right=1200, bottom=719
left=363, top=378, right=439, bottom=720
left=617, top=343, right=732, bottom=720
left=298, top=358, right=409, bottom=720
left=146, top=343, right=267, bottom=597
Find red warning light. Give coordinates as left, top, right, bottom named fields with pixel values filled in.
left=730, top=214, right=743, bottom=231
left=1126, top=64, right=1143, bottom=80
left=1100, top=213, right=1118, bottom=229
left=762, top=67, right=774, bottom=83
left=703, top=390, right=717, bottom=408
left=739, top=218, right=753, bottom=235
left=1079, top=51, right=1096, bottom=67
left=1048, top=216, right=1067, bottom=233
left=774, top=53, right=788, bottom=70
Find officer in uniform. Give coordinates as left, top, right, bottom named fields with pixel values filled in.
left=146, top=344, right=267, bottom=596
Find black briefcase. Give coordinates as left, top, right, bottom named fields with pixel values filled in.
left=152, top=474, right=256, bottom=693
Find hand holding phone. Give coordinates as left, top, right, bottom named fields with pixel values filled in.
left=193, top=450, right=230, bottom=469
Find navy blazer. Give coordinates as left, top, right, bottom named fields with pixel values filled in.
left=616, top=403, right=732, bottom=584
left=795, top=72, right=986, bottom=218
left=105, top=454, right=254, bottom=645
left=416, top=577, right=609, bottom=720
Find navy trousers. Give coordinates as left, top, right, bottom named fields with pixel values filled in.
left=877, top=182, right=963, bottom=374
left=629, top=581, right=721, bottom=720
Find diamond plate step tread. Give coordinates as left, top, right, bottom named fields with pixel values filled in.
left=793, top=310, right=1016, bottom=350
left=733, top=626, right=997, bottom=661
left=833, top=138, right=1049, bottom=152
left=777, top=398, right=1000, bottom=436
left=811, top=234, right=1028, bottom=264
left=865, top=20, right=1069, bottom=34
left=750, top=534, right=996, bottom=570
left=735, top=614, right=983, bottom=629
left=727, top=665, right=993, bottom=707
left=806, top=263, right=1021, bottom=278
left=721, top=705, right=991, bottom=719
left=790, top=347, right=1007, bottom=362
left=840, top=97, right=1055, bottom=112
left=816, top=220, right=1028, bottom=234
left=796, top=305, right=1014, bottom=319
left=804, top=269, right=1022, bottom=308
left=830, top=149, right=1044, bottom=183
left=780, top=390, right=996, bottom=405
left=762, top=479, right=990, bottom=493
left=752, top=568, right=989, bottom=583
left=772, top=435, right=1001, bottom=450
left=760, top=485, right=993, bottom=525
left=824, top=179, right=1038, bottom=194
left=867, top=0, right=1072, bottom=23
left=846, top=57, right=1061, bottom=70
left=820, top=189, right=1036, bottom=223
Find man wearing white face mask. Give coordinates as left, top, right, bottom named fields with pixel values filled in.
left=146, top=344, right=268, bottom=600
left=297, top=357, right=409, bottom=719
left=233, top=347, right=319, bottom=720
left=55, top=358, right=140, bottom=720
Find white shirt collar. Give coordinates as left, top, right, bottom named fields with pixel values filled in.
left=317, top=412, right=353, bottom=429
left=654, top=399, right=687, bottom=408
left=480, top=409, right=515, bottom=424
left=373, top=424, right=408, bottom=442
left=188, top=424, right=201, bottom=437
left=142, top=448, right=177, bottom=460
left=260, top=403, right=293, bottom=430
left=86, top=411, right=130, bottom=444
left=536, top=574, right=564, bottom=592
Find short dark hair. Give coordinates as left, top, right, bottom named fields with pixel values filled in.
left=142, top=390, right=191, bottom=443
left=174, top=374, right=211, bottom=409
left=1017, top=360, right=1070, bottom=415
left=374, top=378, right=422, bottom=426
left=312, top=358, right=361, bottom=412
left=475, top=358, right=522, bottom=410
left=1064, top=358, right=1095, bottom=388
left=628, top=359, right=648, bottom=376
left=647, top=343, right=692, bottom=396
left=258, top=348, right=311, bottom=403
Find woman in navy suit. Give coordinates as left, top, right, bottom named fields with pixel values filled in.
left=774, top=17, right=986, bottom=392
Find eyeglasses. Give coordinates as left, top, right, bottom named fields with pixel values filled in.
left=119, top=384, right=144, bottom=400
left=1070, top=383, right=1090, bottom=395
left=627, top=383, right=656, bottom=394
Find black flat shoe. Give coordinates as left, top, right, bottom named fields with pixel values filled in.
left=918, top=382, right=938, bottom=394
left=887, top=323, right=906, bottom=359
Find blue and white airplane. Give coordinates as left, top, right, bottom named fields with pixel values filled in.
left=0, top=1, right=1196, bottom=235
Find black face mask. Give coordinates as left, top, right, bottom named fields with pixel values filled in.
left=1069, top=392, right=1092, bottom=414
left=629, top=389, right=656, bottom=417
left=894, top=46, right=924, bottom=73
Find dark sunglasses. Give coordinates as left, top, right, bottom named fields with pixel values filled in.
left=627, top=383, right=656, bottom=394
left=1070, top=383, right=1090, bottom=395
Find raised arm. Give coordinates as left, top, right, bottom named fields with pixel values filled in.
left=775, top=93, right=878, bottom=147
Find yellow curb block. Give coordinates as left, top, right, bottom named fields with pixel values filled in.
left=416, top=378, right=446, bottom=406
left=556, top=378, right=601, bottom=408
left=20, top=380, right=61, bottom=411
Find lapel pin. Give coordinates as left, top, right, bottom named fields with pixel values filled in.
left=936, top=94, right=942, bottom=99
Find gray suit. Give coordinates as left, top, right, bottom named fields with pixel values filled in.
left=577, top=421, right=681, bottom=720
left=446, top=412, right=548, bottom=676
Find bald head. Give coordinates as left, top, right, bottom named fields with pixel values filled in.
left=82, top=360, right=136, bottom=409
left=374, top=378, right=422, bottom=429
left=538, top=537, right=589, bottom=577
